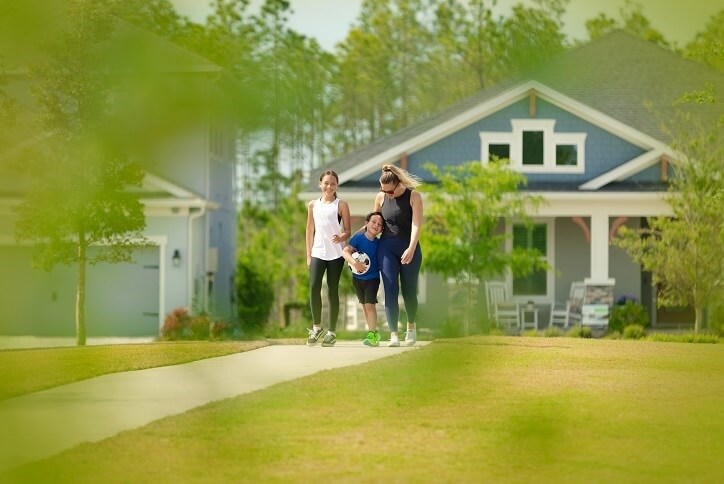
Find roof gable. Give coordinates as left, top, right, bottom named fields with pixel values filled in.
left=318, top=31, right=723, bottom=192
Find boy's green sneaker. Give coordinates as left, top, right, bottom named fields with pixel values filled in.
left=363, top=331, right=380, bottom=347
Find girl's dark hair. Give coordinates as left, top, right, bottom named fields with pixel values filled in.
left=319, top=170, right=339, bottom=182
left=319, top=170, right=339, bottom=197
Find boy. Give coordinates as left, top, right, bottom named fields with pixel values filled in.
left=342, top=212, right=384, bottom=347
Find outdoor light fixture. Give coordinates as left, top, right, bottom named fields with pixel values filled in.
left=172, top=249, right=181, bottom=268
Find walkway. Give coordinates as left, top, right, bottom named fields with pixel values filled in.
left=0, top=341, right=427, bottom=471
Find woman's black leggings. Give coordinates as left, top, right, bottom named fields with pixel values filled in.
left=309, top=256, right=344, bottom=331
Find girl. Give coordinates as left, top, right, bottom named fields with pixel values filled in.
left=305, top=170, right=351, bottom=346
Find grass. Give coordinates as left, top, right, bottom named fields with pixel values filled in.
left=1, top=336, right=722, bottom=482
left=0, top=340, right=269, bottom=400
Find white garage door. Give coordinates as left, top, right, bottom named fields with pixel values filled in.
left=0, top=246, right=160, bottom=337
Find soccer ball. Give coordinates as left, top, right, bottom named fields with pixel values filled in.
left=348, top=251, right=371, bottom=275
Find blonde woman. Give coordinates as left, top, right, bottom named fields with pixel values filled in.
left=374, top=164, right=423, bottom=346
left=305, top=170, right=351, bottom=346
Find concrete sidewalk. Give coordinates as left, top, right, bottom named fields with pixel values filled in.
left=0, top=341, right=428, bottom=471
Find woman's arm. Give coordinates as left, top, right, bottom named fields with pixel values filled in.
left=401, top=191, right=423, bottom=264
left=305, top=200, right=315, bottom=267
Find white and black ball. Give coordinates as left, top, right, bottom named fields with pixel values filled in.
left=348, top=251, right=371, bottom=275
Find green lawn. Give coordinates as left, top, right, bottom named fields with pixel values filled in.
left=2, top=336, right=723, bottom=483
left=0, top=340, right=269, bottom=400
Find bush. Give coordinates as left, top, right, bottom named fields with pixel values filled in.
left=623, top=324, right=646, bottom=340
left=543, top=326, right=563, bottom=337
left=161, top=307, right=190, bottom=340
left=648, top=333, right=719, bottom=344
left=709, top=300, right=724, bottom=336
left=439, top=319, right=464, bottom=338
left=566, top=325, right=592, bottom=338
left=210, top=321, right=232, bottom=340
left=609, top=300, right=650, bottom=333
left=161, top=308, right=222, bottom=341
left=237, top=259, right=274, bottom=332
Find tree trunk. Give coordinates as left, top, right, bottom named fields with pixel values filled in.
left=76, top=239, right=87, bottom=346
left=694, top=306, right=702, bottom=334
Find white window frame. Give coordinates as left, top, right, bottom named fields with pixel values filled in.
left=504, top=218, right=555, bottom=302
left=480, top=119, right=586, bottom=173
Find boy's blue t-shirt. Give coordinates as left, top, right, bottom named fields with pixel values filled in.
left=348, top=232, right=380, bottom=280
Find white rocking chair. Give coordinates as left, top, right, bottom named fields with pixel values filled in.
left=485, top=281, right=520, bottom=331
left=549, top=281, right=585, bottom=328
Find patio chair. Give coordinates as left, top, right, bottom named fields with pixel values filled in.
left=549, top=281, right=585, bottom=328
left=485, top=281, right=520, bottom=331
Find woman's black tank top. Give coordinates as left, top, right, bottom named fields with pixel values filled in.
left=381, top=188, right=413, bottom=239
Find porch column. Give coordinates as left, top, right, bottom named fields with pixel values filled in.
left=585, top=212, right=615, bottom=285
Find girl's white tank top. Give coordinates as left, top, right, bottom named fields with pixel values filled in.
left=311, top=198, right=344, bottom=260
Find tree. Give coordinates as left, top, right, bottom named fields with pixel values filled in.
left=614, top=106, right=723, bottom=333
left=420, top=161, right=546, bottom=334
left=685, top=10, right=724, bottom=72
left=13, top=0, right=150, bottom=346
left=584, top=0, right=670, bottom=48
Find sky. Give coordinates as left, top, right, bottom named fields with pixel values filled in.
left=170, top=0, right=721, bottom=51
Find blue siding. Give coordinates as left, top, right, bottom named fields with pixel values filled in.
left=361, top=98, right=650, bottom=186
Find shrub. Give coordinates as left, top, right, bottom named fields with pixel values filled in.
left=623, top=324, right=646, bottom=340
left=543, top=326, right=563, bottom=337
left=709, top=300, right=724, bottom=336
left=609, top=300, right=650, bottom=333
left=210, top=321, right=232, bottom=340
left=161, top=307, right=190, bottom=340
left=439, top=319, right=464, bottom=338
left=566, top=325, right=592, bottom=338
left=237, top=259, right=274, bottom=332
left=648, top=333, right=719, bottom=344
left=188, top=314, right=211, bottom=340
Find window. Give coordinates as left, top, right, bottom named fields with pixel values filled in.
left=512, top=224, right=547, bottom=296
left=488, top=144, right=510, bottom=162
left=522, top=131, right=544, bottom=165
left=556, top=144, right=577, bottom=166
left=481, top=119, right=586, bottom=173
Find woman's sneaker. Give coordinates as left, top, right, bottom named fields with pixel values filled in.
left=405, top=329, right=417, bottom=346
left=388, top=337, right=400, bottom=347
left=321, top=332, right=337, bottom=347
left=363, top=331, right=380, bottom=347
left=307, top=326, right=324, bottom=346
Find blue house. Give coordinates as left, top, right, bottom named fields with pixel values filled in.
left=302, top=31, right=723, bottom=330
left=0, top=20, right=238, bottom=338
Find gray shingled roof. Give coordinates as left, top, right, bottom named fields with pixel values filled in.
left=313, top=30, right=723, bottom=190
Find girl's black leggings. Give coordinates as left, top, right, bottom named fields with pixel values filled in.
left=309, top=256, right=344, bottom=331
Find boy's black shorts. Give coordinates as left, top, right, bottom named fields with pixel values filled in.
left=352, top=277, right=380, bottom=304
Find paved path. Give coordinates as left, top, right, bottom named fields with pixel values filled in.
left=0, top=341, right=427, bottom=471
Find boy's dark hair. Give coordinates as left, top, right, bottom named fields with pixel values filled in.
left=365, top=211, right=385, bottom=231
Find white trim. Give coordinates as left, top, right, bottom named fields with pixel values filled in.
left=143, top=173, right=199, bottom=198
left=481, top=119, right=587, bottom=173
left=579, top=149, right=664, bottom=190
left=339, top=80, right=675, bottom=184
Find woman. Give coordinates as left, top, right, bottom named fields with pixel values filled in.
left=305, top=170, right=351, bottom=347
left=374, top=164, right=423, bottom=346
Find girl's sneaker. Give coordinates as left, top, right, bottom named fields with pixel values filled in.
left=388, top=337, right=400, bottom=347
left=321, top=331, right=337, bottom=347
left=363, top=331, right=380, bottom=347
left=307, top=326, right=324, bottom=346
